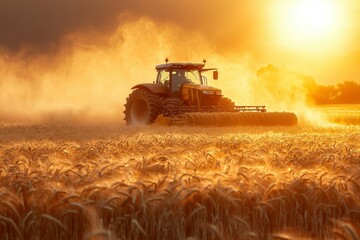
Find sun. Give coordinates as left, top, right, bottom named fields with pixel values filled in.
left=274, top=0, right=343, bottom=52
left=291, top=0, right=334, bottom=36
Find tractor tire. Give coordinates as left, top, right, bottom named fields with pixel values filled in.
left=124, top=89, right=162, bottom=125
left=162, top=98, right=183, bottom=117
left=218, top=97, right=236, bottom=112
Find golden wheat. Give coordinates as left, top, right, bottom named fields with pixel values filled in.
left=0, top=122, right=360, bottom=239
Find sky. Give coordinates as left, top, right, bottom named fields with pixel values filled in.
left=0, top=0, right=359, bottom=122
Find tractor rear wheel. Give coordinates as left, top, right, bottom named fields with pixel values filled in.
left=124, top=89, right=162, bottom=125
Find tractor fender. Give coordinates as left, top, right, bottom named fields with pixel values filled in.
left=131, top=83, right=168, bottom=94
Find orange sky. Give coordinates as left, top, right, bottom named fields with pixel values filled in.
left=0, top=0, right=358, bottom=83
left=0, top=0, right=359, bottom=122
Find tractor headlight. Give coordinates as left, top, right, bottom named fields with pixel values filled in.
left=203, top=90, right=214, bottom=95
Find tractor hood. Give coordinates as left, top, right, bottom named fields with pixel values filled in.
left=181, top=83, right=222, bottom=106
left=182, top=83, right=222, bottom=95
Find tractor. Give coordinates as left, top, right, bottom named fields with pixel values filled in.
left=124, top=59, right=297, bottom=126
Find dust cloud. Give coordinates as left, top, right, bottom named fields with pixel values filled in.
left=0, top=18, right=212, bottom=124
left=0, top=17, right=318, bottom=125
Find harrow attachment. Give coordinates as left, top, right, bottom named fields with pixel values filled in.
left=173, top=112, right=298, bottom=126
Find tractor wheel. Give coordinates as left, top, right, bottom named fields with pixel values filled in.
left=124, top=89, right=162, bottom=125
left=162, top=98, right=183, bottom=117
left=218, top=97, right=236, bottom=112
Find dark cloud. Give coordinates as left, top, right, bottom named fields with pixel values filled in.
left=0, top=0, right=126, bottom=51
left=0, top=0, right=266, bottom=54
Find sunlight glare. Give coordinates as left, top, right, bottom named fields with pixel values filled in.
left=292, top=0, right=335, bottom=37
left=275, top=0, right=344, bottom=52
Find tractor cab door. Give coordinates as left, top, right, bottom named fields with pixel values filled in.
left=170, top=70, right=187, bottom=97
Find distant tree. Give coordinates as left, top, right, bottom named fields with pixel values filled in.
left=256, top=64, right=360, bottom=105
left=308, top=85, right=337, bottom=104
left=335, top=81, right=360, bottom=104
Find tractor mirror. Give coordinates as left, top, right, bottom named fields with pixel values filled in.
left=213, top=70, right=218, bottom=80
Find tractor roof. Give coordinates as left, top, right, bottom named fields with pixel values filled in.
left=155, top=63, right=205, bottom=71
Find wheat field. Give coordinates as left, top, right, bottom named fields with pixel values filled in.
left=313, top=105, right=360, bottom=125
left=1, top=110, right=360, bottom=239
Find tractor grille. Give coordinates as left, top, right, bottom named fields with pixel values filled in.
left=187, top=89, right=221, bottom=107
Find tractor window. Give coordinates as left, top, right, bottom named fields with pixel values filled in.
left=157, top=70, right=170, bottom=88
left=170, top=70, right=201, bottom=96
left=184, top=70, right=201, bottom=84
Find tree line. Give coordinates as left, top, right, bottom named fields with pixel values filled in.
left=307, top=80, right=360, bottom=104
left=256, top=64, right=360, bottom=105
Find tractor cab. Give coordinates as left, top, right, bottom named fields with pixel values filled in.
left=155, top=61, right=221, bottom=106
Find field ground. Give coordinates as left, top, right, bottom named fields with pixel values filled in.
left=0, top=106, right=360, bottom=239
